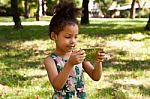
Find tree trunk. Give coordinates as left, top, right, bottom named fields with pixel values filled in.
left=25, top=0, right=29, bottom=18
left=11, top=0, right=23, bottom=30
left=42, top=0, right=46, bottom=15
left=144, top=15, right=150, bottom=31
left=130, top=0, right=136, bottom=19
left=81, top=0, right=89, bottom=25
left=59, top=0, right=75, bottom=3
left=36, top=0, right=40, bottom=21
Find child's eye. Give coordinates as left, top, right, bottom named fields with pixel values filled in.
left=75, top=36, right=78, bottom=38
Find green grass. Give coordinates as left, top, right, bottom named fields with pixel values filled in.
left=0, top=16, right=150, bottom=99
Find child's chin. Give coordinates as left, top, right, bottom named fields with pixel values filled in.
left=68, top=49, right=73, bottom=52
left=67, top=49, right=73, bottom=52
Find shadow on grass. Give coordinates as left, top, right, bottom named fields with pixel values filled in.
left=0, top=21, right=149, bottom=91
left=80, top=23, right=150, bottom=37
left=94, top=87, right=129, bottom=99
left=85, top=47, right=150, bottom=71
left=0, top=47, right=46, bottom=87
left=0, top=48, right=43, bottom=69
left=140, top=86, right=150, bottom=96
left=0, top=26, right=49, bottom=42
left=96, top=83, right=150, bottom=98
left=104, top=59, right=150, bottom=71
left=0, top=23, right=149, bottom=42
left=0, top=69, right=47, bottom=87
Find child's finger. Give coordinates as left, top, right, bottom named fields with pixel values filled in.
left=99, top=48, right=104, bottom=53
left=96, top=48, right=106, bottom=62
left=96, top=58, right=104, bottom=62
left=98, top=52, right=105, bottom=56
left=76, top=49, right=85, bottom=55
left=80, top=50, right=85, bottom=55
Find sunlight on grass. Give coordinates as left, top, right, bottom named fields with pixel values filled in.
left=0, top=17, right=150, bottom=98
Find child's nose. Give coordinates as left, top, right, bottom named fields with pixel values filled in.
left=70, top=38, right=76, bottom=43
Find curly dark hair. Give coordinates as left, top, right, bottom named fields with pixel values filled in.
left=49, top=1, right=81, bottom=39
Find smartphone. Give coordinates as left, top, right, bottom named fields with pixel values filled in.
left=82, top=47, right=101, bottom=61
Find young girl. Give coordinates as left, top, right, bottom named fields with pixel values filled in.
left=44, top=1, right=105, bottom=99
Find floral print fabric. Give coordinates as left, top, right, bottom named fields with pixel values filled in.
left=51, top=53, right=87, bottom=99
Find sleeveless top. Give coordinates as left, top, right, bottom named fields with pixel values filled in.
left=51, top=53, right=87, bottom=99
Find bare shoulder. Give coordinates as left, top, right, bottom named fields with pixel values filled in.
left=44, top=56, right=58, bottom=84
left=44, top=56, right=55, bottom=68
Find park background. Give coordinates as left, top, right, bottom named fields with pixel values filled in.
left=0, top=0, right=150, bottom=98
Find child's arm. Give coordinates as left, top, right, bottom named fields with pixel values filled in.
left=83, top=48, right=105, bottom=81
left=44, top=50, right=86, bottom=90
left=44, top=57, right=74, bottom=90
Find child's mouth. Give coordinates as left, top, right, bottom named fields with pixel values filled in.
left=67, top=46, right=75, bottom=50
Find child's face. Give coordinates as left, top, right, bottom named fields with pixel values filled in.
left=55, top=24, right=79, bottom=53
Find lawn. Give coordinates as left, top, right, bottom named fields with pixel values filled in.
left=0, top=16, right=150, bottom=99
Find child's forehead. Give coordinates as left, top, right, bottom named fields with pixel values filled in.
left=63, top=24, right=78, bottom=28
left=62, top=24, right=78, bottom=31
left=60, top=25, right=79, bottom=35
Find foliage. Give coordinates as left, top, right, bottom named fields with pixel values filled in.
left=95, top=0, right=113, bottom=14
left=136, top=8, right=150, bottom=18
left=46, top=0, right=82, bottom=15
left=0, top=17, right=150, bottom=98
left=0, top=0, right=10, bottom=7
left=46, top=0, right=58, bottom=15
left=18, top=0, right=38, bottom=17
left=75, top=0, right=82, bottom=7
left=0, top=0, right=11, bottom=16
left=117, top=0, right=131, bottom=5
left=0, top=0, right=38, bottom=17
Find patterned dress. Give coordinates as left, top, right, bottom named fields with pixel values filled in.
left=51, top=53, right=87, bottom=99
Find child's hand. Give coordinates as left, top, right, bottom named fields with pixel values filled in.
left=96, top=48, right=105, bottom=62
left=68, top=50, right=86, bottom=65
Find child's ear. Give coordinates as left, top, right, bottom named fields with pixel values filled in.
left=51, top=32, right=57, bottom=40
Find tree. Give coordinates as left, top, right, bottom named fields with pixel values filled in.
left=59, top=0, right=75, bottom=3
left=24, top=0, right=29, bottom=18
left=144, top=14, right=150, bottom=31
left=36, top=0, right=46, bottom=21
left=11, top=0, right=23, bottom=29
left=36, top=0, right=40, bottom=21
left=81, top=0, right=89, bottom=24
left=42, top=0, right=46, bottom=15
left=130, top=0, right=136, bottom=19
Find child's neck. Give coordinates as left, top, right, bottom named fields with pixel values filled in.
left=54, top=50, right=71, bottom=59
